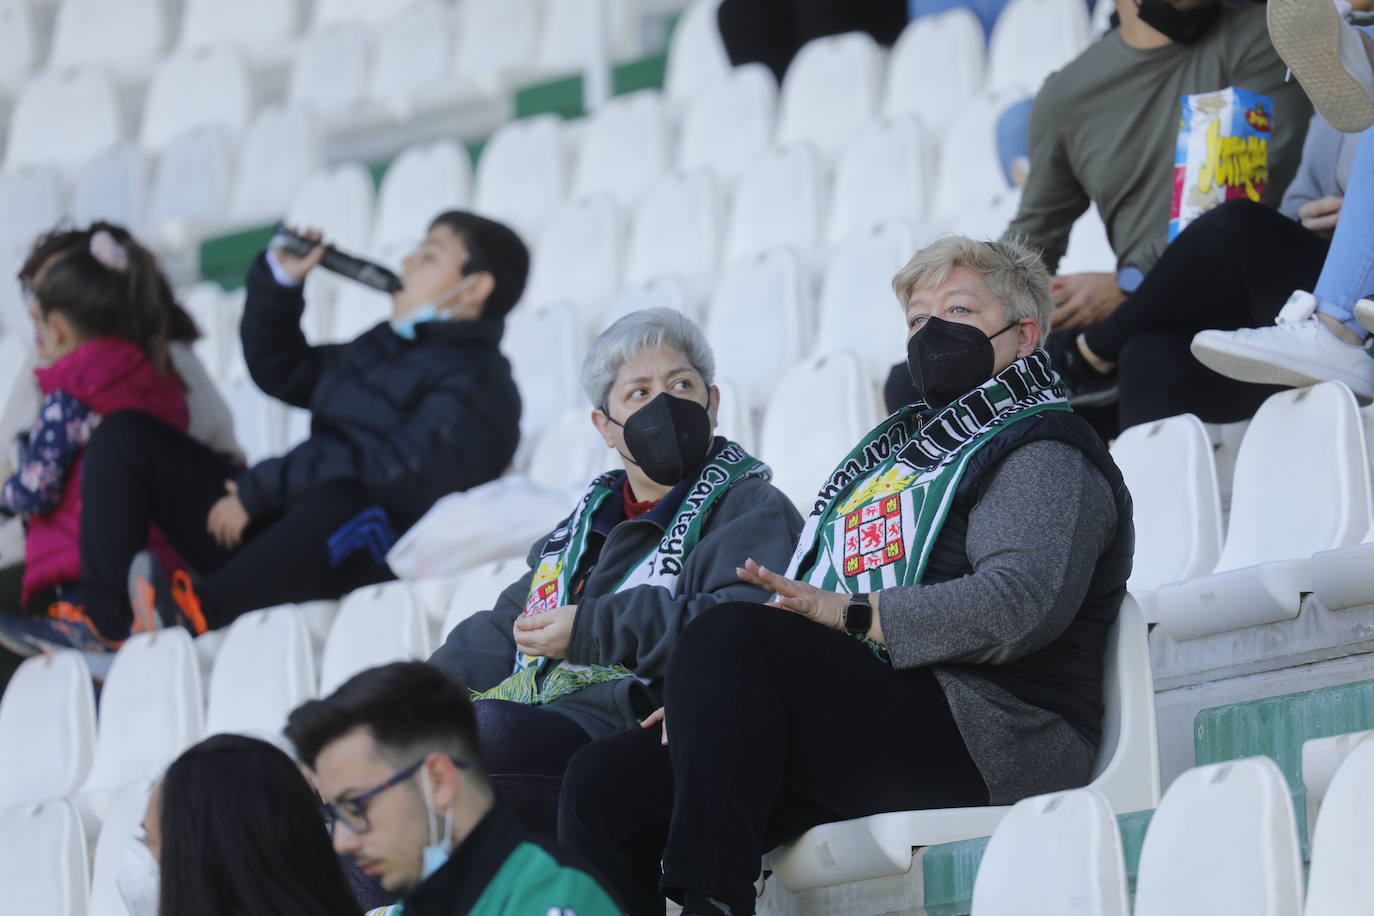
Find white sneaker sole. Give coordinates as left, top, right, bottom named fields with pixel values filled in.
left=1268, top=0, right=1374, bottom=132
left=1190, top=333, right=1374, bottom=400
left=1356, top=300, right=1374, bottom=334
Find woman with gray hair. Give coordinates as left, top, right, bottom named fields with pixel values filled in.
left=428, top=307, right=802, bottom=840
left=558, top=236, right=1135, bottom=916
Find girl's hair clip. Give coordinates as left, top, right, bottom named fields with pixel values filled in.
left=89, top=229, right=129, bottom=272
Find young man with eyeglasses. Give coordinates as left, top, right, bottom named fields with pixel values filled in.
left=285, top=661, right=621, bottom=916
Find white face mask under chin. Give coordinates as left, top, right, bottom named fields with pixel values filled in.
left=419, top=765, right=455, bottom=882
left=117, top=838, right=161, bottom=916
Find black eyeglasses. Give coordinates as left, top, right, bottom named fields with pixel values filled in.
left=321, top=755, right=467, bottom=836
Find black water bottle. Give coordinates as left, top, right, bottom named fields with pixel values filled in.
left=270, top=223, right=403, bottom=294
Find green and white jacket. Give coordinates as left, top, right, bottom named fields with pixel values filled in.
left=365, top=805, right=621, bottom=916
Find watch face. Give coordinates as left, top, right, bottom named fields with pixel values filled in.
left=845, top=601, right=872, bottom=634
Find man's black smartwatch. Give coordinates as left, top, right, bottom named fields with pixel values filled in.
left=843, top=593, right=872, bottom=635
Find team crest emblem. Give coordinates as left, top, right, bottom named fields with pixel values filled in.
left=842, top=495, right=904, bottom=576
left=525, top=580, right=559, bottom=615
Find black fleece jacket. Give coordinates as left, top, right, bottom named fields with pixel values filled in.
left=235, top=253, right=521, bottom=528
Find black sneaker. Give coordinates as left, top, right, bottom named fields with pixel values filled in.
left=1047, top=332, right=1119, bottom=407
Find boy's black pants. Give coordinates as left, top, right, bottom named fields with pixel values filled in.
left=79, top=410, right=394, bottom=635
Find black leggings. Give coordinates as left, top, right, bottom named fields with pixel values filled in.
left=558, top=603, right=987, bottom=916
left=1081, top=199, right=1330, bottom=427
left=78, top=410, right=395, bottom=635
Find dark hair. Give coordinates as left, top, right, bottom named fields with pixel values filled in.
left=286, top=661, right=488, bottom=783
left=157, top=734, right=360, bottom=916
left=18, top=222, right=199, bottom=369
left=428, top=211, right=530, bottom=322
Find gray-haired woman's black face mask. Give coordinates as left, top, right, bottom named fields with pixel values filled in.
left=906, top=316, right=1018, bottom=409
left=605, top=391, right=713, bottom=487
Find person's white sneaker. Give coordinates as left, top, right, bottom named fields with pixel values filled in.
left=1190, top=291, right=1374, bottom=400
left=1355, top=297, right=1374, bottom=334
left=1268, top=0, right=1374, bottom=132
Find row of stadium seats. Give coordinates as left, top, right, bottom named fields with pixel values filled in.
left=936, top=742, right=1372, bottom=916
left=1110, top=381, right=1374, bottom=641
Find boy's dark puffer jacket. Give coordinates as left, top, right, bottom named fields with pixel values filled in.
left=234, top=253, right=521, bottom=529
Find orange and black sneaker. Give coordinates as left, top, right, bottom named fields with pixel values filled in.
left=128, top=550, right=209, bottom=636
left=0, top=601, right=123, bottom=664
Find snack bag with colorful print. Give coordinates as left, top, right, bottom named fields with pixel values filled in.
left=1169, top=87, right=1273, bottom=240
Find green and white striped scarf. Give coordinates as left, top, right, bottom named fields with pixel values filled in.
left=783, top=352, right=1069, bottom=644
left=476, top=441, right=770, bottom=706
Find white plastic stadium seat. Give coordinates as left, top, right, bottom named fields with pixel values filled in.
left=372, top=140, right=471, bottom=251
left=677, top=64, right=778, bottom=183
left=505, top=302, right=586, bottom=457
left=1155, top=382, right=1371, bottom=641
left=0, top=799, right=88, bottom=916
left=536, top=0, right=640, bottom=102
left=48, top=0, right=168, bottom=82
left=712, top=380, right=757, bottom=454
left=723, top=145, right=825, bottom=264
left=286, top=163, right=377, bottom=339
left=1133, top=756, right=1303, bottom=916
left=931, top=88, right=1027, bottom=223
left=1304, top=735, right=1374, bottom=916
left=145, top=126, right=235, bottom=246
left=706, top=247, right=813, bottom=411
left=813, top=220, right=918, bottom=380
left=366, top=0, right=453, bottom=119
left=77, top=629, right=204, bottom=829
left=86, top=781, right=153, bottom=916
left=229, top=106, right=326, bottom=224
left=0, top=651, right=97, bottom=813
left=1057, top=205, right=1117, bottom=274
left=771, top=594, right=1159, bottom=893
left=443, top=556, right=530, bottom=637
left=624, top=170, right=721, bottom=292
left=71, top=145, right=151, bottom=229
left=986, top=0, right=1092, bottom=94
left=1301, top=729, right=1373, bottom=838
left=1310, top=401, right=1374, bottom=610
left=4, top=69, right=123, bottom=181
left=287, top=25, right=371, bottom=119
left=883, top=9, right=985, bottom=133
left=0, top=0, right=39, bottom=99
left=205, top=607, right=317, bottom=740
left=598, top=277, right=695, bottom=333
left=452, top=0, right=545, bottom=101
left=664, top=0, right=731, bottom=108
left=776, top=32, right=884, bottom=160
left=140, top=48, right=253, bottom=153
left=523, top=195, right=622, bottom=323
left=970, top=788, right=1129, bottom=916
left=319, top=582, right=434, bottom=695
left=178, top=0, right=303, bottom=58
left=473, top=114, right=569, bottom=240
left=946, top=187, right=1024, bottom=240
left=759, top=351, right=880, bottom=514
left=571, top=90, right=671, bottom=209
left=223, top=376, right=288, bottom=465
left=0, top=164, right=66, bottom=269
left=312, top=0, right=412, bottom=29
left=527, top=408, right=614, bottom=501
left=827, top=116, right=931, bottom=246
left=1109, top=414, right=1223, bottom=622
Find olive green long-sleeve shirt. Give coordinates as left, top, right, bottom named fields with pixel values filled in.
left=1007, top=2, right=1312, bottom=276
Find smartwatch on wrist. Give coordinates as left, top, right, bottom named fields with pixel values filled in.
left=843, top=593, right=872, bottom=635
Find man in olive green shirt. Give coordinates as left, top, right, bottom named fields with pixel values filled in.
left=1007, top=0, right=1312, bottom=332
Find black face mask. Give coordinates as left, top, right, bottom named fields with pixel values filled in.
left=606, top=392, right=713, bottom=487
left=1136, top=0, right=1220, bottom=44
left=906, top=316, right=1018, bottom=409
